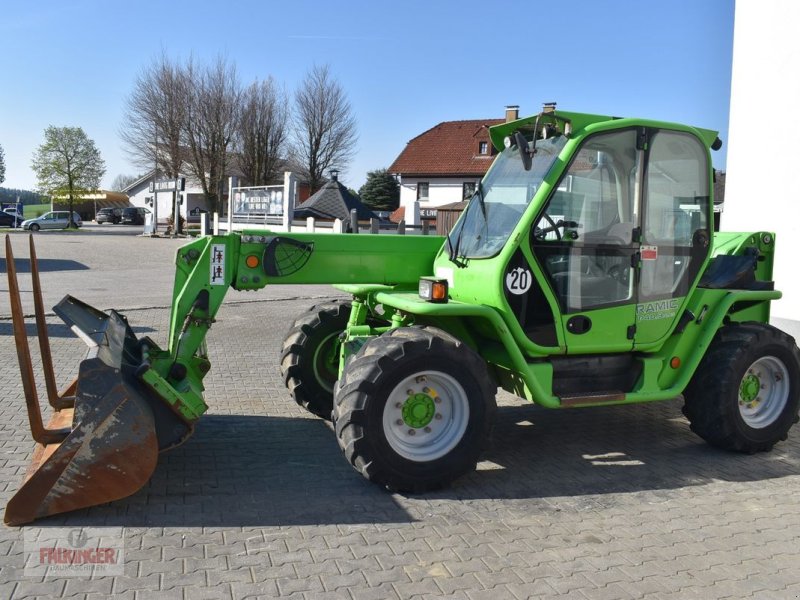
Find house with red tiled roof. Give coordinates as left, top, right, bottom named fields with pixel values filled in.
left=388, top=106, right=519, bottom=224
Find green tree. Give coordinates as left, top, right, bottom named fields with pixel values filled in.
left=31, top=127, right=105, bottom=227
left=358, top=169, right=399, bottom=211
left=0, top=143, right=6, bottom=185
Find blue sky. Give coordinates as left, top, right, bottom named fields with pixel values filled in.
left=0, top=0, right=734, bottom=192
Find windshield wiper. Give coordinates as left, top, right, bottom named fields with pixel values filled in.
left=447, top=185, right=486, bottom=268
left=447, top=219, right=467, bottom=268
left=476, top=181, right=487, bottom=220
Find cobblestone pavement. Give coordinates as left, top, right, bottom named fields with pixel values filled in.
left=1, top=233, right=799, bottom=599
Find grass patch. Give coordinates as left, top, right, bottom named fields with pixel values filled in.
left=23, top=203, right=50, bottom=218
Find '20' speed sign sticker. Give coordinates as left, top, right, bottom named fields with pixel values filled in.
left=505, top=267, right=532, bottom=295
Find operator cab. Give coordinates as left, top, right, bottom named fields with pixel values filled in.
left=445, top=109, right=713, bottom=355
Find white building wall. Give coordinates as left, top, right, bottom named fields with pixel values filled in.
left=127, top=176, right=210, bottom=224
left=726, top=0, right=800, bottom=334
left=398, top=176, right=481, bottom=214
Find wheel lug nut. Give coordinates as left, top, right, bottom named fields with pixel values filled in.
left=406, top=389, right=414, bottom=395
left=395, top=419, right=403, bottom=426
left=408, top=429, right=416, bottom=435
left=395, top=402, right=402, bottom=408
left=435, top=414, right=443, bottom=420
left=434, top=397, right=441, bottom=404
left=424, top=427, right=432, bottom=433
left=422, top=387, right=430, bottom=393
left=416, top=376, right=426, bottom=383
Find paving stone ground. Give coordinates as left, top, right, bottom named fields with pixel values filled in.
left=1, top=231, right=799, bottom=599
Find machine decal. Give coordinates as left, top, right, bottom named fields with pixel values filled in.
left=636, top=298, right=680, bottom=320
left=641, top=245, right=658, bottom=260
left=210, top=244, right=226, bottom=285
left=506, top=267, right=533, bottom=295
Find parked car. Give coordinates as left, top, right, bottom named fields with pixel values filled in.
left=120, top=206, right=151, bottom=225
left=4, top=208, right=24, bottom=221
left=21, top=211, right=83, bottom=231
left=96, top=208, right=122, bottom=224
left=0, top=211, right=22, bottom=228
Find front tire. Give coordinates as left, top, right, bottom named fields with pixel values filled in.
left=684, top=323, right=800, bottom=453
left=281, top=301, right=352, bottom=420
left=333, top=327, right=496, bottom=492
left=29, top=223, right=40, bottom=232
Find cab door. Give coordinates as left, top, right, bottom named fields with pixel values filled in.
left=634, top=129, right=712, bottom=347
left=531, top=129, right=642, bottom=354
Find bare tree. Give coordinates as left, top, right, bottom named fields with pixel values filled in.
left=184, top=57, right=241, bottom=213
left=120, top=53, right=188, bottom=180
left=0, top=142, right=6, bottom=185
left=110, top=173, right=139, bottom=191
left=293, top=64, right=358, bottom=192
left=237, top=77, right=289, bottom=186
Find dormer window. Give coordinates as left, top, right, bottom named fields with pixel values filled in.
left=478, top=141, right=488, bottom=155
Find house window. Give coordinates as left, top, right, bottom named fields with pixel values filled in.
left=417, top=182, right=429, bottom=200
left=463, top=182, right=476, bottom=200
left=478, top=141, right=488, bottom=155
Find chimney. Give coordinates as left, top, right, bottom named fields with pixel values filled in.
left=505, top=105, right=519, bottom=122
left=330, top=169, right=339, bottom=182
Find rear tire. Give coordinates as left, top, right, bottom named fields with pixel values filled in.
left=333, top=327, right=496, bottom=493
left=281, top=301, right=352, bottom=420
left=683, top=323, right=800, bottom=453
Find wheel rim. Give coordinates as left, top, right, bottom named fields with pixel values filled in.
left=738, top=355, right=790, bottom=429
left=382, top=370, right=470, bottom=462
left=312, top=331, right=340, bottom=393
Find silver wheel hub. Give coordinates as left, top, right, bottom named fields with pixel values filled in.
left=382, top=371, right=469, bottom=462
left=738, top=355, right=790, bottom=429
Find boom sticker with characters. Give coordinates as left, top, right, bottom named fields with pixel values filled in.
left=210, top=244, right=226, bottom=285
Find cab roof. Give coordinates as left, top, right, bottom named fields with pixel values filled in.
left=489, top=110, right=720, bottom=151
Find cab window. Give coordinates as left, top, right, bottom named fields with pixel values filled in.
left=640, top=131, right=710, bottom=299
left=532, top=129, right=640, bottom=312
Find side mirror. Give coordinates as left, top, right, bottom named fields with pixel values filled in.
left=514, top=131, right=532, bottom=171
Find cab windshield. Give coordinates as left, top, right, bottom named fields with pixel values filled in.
left=448, top=135, right=567, bottom=261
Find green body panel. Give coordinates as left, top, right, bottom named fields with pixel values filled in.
left=238, top=231, right=444, bottom=288
left=130, top=110, right=782, bottom=426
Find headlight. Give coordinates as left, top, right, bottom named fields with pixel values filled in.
left=418, top=277, right=448, bottom=303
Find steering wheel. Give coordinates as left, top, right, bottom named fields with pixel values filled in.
left=533, top=213, right=562, bottom=241
left=606, top=264, right=630, bottom=285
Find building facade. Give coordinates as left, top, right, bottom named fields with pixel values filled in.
left=389, top=106, right=519, bottom=224
left=123, top=172, right=213, bottom=226
left=725, top=0, right=799, bottom=337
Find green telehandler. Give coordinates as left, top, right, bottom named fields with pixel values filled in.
left=5, top=106, right=799, bottom=525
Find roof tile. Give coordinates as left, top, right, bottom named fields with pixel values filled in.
left=389, top=119, right=504, bottom=176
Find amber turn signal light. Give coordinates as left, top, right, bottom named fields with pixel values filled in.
left=419, top=277, right=448, bottom=303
